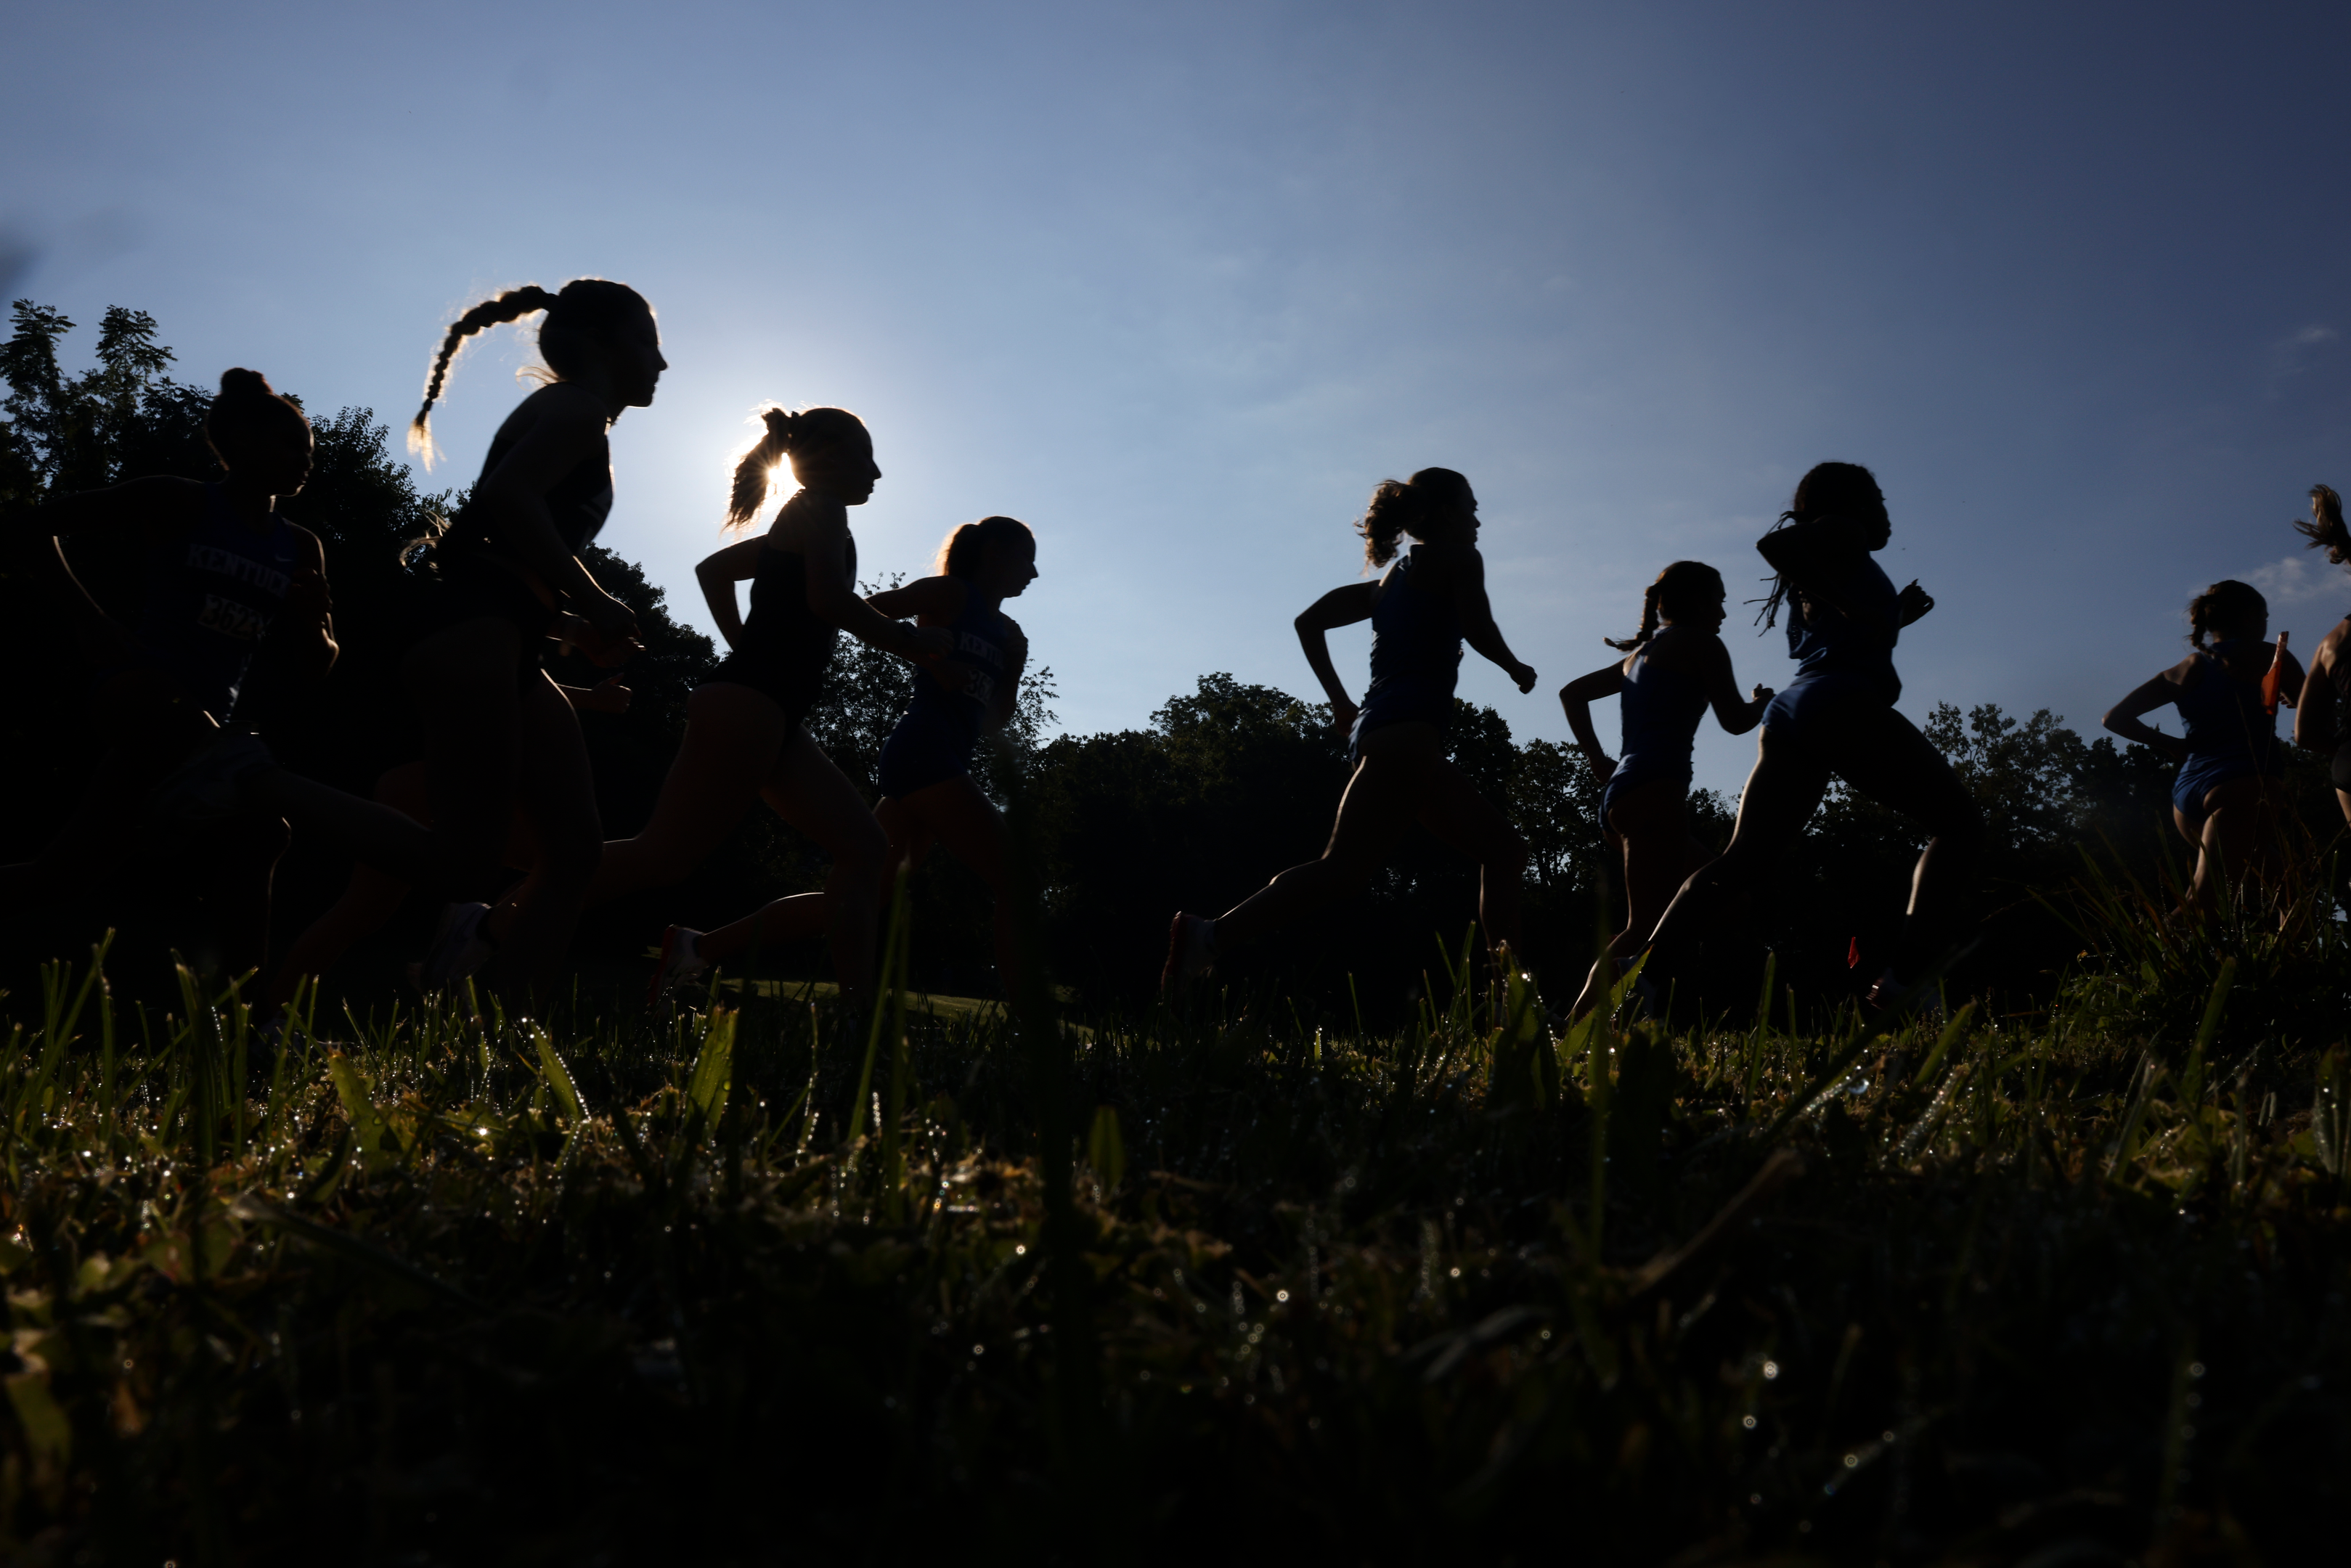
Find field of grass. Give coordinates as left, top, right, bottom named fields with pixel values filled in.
left=0, top=898, right=2346, bottom=1565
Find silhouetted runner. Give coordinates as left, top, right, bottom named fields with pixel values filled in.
left=1558, top=560, right=1771, bottom=1018
left=1162, top=467, right=1537, bottom=997
left=4, top=368, right=333, bottom=977
left=1644, top=462, right=1976, bottom=1016
left=472, top=405, right=950, bottom=1018
left=179, top=280, right=661, bottom=1013
left=648, top=515, right=1038, bottom=1003
left=2106, top=579, right=2301, bottom=910
left=2291, top=484, right=2351, bottom=825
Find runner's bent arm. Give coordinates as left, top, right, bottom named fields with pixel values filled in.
left=278, top=528, right=338, bottom=677
left=1295, top=581, right=1376, bottom=729
left=1558, top=661, right=1625, bottom=778
left=1445, top=547, right=1538, bottom=691
left=794, top=502, right=951, bottom=661
left=1756, top=518, right=1903, bottom=633
left=1701, top=637, right=1771, bottom=735
left=865, top=576, right=966, bottom=624
left=2296, top=636, right=2342, bottom=751
left=694, top=537, right=767, bottom=651
left=990, top=616, right=1027, bottom=729
left=467, top=387, right=635, bottom=632
left=2103, top=667, right=2193, bottom=761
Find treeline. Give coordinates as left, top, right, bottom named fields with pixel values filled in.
left=4, top=304, right=2335, bottom=1019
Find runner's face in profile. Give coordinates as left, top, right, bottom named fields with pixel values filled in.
left=1426, top=484, right=1479, bottom=546
left=1671, top=591, right=1728, bottom=635
left=604, top=314, right=667, bottom=408
left=237, top=428, right=313, bottom=500
left=792, top=436, right=881, bottom=505
left=980, top=536, right=1038, bottom=599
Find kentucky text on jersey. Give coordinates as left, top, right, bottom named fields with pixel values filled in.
left=184, top=542, right=292, bottom=597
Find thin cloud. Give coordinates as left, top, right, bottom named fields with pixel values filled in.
left=2266, top=324, right=2341, bottom=392
left=2238, top=554, right=2347, bottom=608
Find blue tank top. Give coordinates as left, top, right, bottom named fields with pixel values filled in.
left=2175, top=640, right=2279, bottom=772
left=1613, top=648, right=1708, bottom=791
left=1784, top=554, right=1902, bottom=700
left=1363, top=549, right=1463, bottom=706
left=903, top=583, right=1010, bottom=741
left=133, top=483, right=302, bottom=721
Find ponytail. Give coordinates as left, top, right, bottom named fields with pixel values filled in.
left=723, top=404, right=871, bottom=531
left=1605, top=560, right=1724, bottom=650
left=2186, top=579, right=2265, bottom=650
left=1355, top=466, right=1469, bottom=568
left=935, top=515, right=1033, bottom=578
left=1605, top=584, right=1666, bottom=653
left=409, top=277, right=651, bottom=467
left=2297, top=483, right=2350, bottom=562
left=203, top=367, right=309, bottom=467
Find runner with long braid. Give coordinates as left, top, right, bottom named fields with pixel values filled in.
left=191, top=279, right=661, bottom=1010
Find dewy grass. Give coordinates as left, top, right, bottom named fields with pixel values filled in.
left=0, top=933, right=2344, bottom=1563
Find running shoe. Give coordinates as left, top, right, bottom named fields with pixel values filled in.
left=148, top=733, right=273, bottom=822
left=648, top=925, right=709, bottom=1007
left=1160, top=912, right=1216, bottom=997
left=419, top=902, right=494, bottom=994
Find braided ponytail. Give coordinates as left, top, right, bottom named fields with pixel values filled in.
left=724, top=404, right=873, bottom=531
left=408, top=285, right=559, bottom=465
left=408, top=277, right=653, bottom=467
left=1605, top=560, right=1724, bottom=650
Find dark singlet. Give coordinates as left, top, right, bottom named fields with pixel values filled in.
left=1601, top=644, right=1708, bottom=828
left=2171, top=639, right=2282, bottom=814
left=2332, top=619, right=2351, bottom=795
left=431, top=417, right=613, bottom=646
left=1348, top=547, right=1463, bottom=762
left=706, top=499, right=853, bottom=727
left=876, top=583, right=1011, bottom=799
left=1761, top=553, right=1902, bottom=738
left=131, top=482, right=302, bottom=722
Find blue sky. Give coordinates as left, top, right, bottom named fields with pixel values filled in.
left=10, top=1, right=2351, bottom=795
